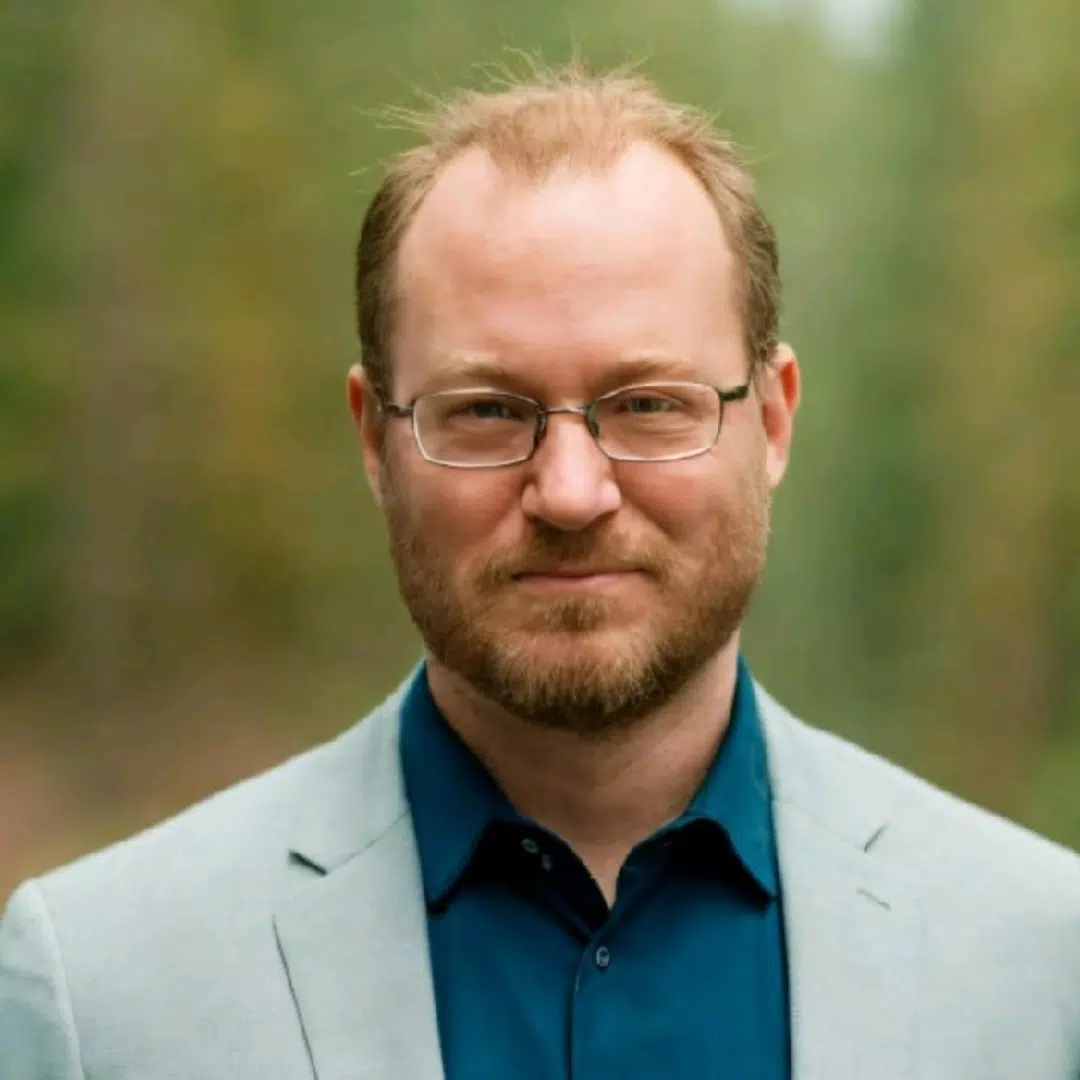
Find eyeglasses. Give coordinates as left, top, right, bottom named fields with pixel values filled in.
left=381, top=380, right=751, bottom=469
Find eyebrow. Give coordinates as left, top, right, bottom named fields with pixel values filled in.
left=597, top=352, right=699, bottom=388
left=420, top=352, right=520, bottom=393
left=416, top=350, right=699, bottom=397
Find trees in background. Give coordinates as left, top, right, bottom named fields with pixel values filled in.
left=1, top=0, right=1076, bottom=849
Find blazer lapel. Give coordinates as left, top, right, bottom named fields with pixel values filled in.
left=273, top=682, right=446, bottom=1080
left=759, top=689, right=923, bottom=1080
left=270, top=672, right=923, bottom=1080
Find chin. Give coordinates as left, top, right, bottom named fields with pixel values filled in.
left=499, top=619, right=653, bottom=669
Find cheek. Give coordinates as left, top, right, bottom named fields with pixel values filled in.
left=405, top=465, right=523, bottom=555
left=618, top=462, right=734, bottom=537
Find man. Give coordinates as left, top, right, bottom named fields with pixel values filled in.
left=2, top=63, right=1078, bottom=1080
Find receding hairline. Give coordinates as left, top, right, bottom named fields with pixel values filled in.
left=394, top=137, right=737, bottom=284
left=355, top=64, right=781, bottom=403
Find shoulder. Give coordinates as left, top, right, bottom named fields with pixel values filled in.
left=759, top=689, right=1080, bottom=1066
left=36, top=730, right=335, bottom=903
left=758, top=684, right=1080, bottom=901
left=11, top=678, right=409, bottom=931
left=0, top=684, right=410, bottom=1075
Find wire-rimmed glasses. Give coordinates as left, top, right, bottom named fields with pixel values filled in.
left=381, top=381, right=751, bottom=468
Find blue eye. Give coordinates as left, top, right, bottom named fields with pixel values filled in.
left=623, top=395, right=675, bottom=414
left=439, top=394, right=533, bottom=425
left=465, top=399, right=518, bottom=420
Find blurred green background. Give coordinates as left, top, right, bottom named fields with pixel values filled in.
left=2, top=0, right=1078, bottom=899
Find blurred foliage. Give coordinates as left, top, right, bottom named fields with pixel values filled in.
left=1, top=0, right=1078, bottom=895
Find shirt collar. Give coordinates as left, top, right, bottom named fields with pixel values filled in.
left=400, top=655, right=778, bottom=908
left=675, top=654, right=779, bottom=898
left=399, top=669, right=524, bottom=907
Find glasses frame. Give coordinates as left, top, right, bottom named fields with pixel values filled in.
left=381, top=380, right=752, bottom=469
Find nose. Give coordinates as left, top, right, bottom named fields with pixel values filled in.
left=519, top=413, right=622, bottom=531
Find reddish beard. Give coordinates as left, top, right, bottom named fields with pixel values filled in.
left=380, top=459, right=770, bottom=735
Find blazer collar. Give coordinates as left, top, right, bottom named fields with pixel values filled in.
left=285, top=674, right=415, bottom=875
left=276, top=673, right=922, bottom=1080
left=758, top=684, right=923, bottom=1080
left=275, top=672, right=446, bottom=1080
left=284, top=672, right=905, bottom=875
left=757, top=682, right=902, bottom=850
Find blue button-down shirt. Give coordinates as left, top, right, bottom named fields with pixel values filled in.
left=400, top=657, right=791, bottom=1080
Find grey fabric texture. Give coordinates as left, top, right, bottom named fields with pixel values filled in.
left=2, top=676, right=1079, bottom=1079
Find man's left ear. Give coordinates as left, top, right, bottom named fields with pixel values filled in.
left=758, top=343, right=801, bottom=490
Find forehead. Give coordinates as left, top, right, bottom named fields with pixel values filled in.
left=394, top=141, right=743, bottom=392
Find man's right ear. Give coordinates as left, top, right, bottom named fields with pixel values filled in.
left=346, top=365, right=385, bottom=508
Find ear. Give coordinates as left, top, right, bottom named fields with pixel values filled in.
left=757, top=343, right=801, bottom=491
left=346, top=364, right=386, bottom=508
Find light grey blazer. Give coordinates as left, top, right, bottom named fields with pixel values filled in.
left=2, top=679, right=1079, bottom=1079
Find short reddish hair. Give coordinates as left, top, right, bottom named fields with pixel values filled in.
left=356, top=61, right=780, bottom=400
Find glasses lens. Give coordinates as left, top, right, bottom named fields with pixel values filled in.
left=414, top=391, right=537, bottom=466
left=594, top=383, right=721, bottom=460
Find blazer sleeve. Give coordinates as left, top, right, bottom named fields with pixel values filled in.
left=0, top=880, right=85, bottom=1080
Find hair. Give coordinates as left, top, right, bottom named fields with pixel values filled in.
left=355, top=60, right=780, bottom=403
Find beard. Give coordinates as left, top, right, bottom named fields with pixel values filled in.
left=381, top=457, right=770, bottom=737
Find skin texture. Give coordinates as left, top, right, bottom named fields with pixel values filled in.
left=348, top=142, right=800, bottom=899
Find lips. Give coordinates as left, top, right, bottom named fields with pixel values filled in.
left=508, top=567, right=648, bottom=597
left=511, top=566, right=637, bottom=579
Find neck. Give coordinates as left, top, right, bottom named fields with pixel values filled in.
left=424, top=642, right=741, bottom=902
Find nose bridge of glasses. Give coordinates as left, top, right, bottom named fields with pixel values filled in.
left=541, top=402, right=600, bottom=439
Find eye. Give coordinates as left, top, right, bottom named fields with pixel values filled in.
left=463, top=398, right=523, bottom=421
left=620, top=393, right=681, bottom=415
left=440, top=394, right=533, bottom=424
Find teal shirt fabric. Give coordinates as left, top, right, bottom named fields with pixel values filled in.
left=400, top=658, right=791, bottom=1080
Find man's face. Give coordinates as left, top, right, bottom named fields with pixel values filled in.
left=351, top=143, right=798, bottom=734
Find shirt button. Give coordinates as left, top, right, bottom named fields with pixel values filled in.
left=594, top=946, right=611, bottom=970
left=521, top=837, right=540, bottom=855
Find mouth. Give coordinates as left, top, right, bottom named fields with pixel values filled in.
left=510, top=567, right=645, bottom=592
